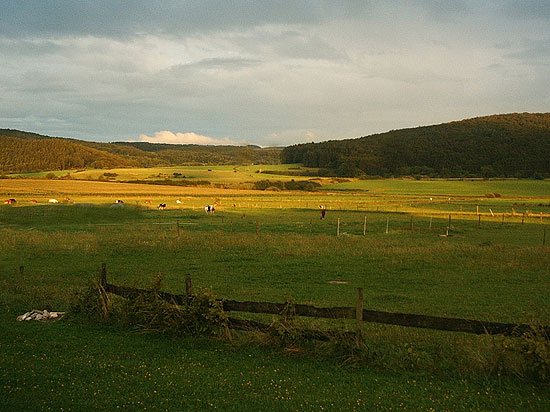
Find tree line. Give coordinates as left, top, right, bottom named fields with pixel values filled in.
left=281, top=113, right=550, bottom=178
left=0, top=131, right=281, bottom=174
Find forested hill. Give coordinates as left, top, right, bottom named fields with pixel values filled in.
left=0, top=135, right=136, bottom=172
left=0, top=130, right=281, bottom=173
left=281, top=113, right=550, bottom=178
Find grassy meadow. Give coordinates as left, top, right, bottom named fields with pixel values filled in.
left=8, top=164, right=335, bottom=189
left=1, top=176, right=550, bottom=411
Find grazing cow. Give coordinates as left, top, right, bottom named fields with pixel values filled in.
left=115, top=199, right=124, bottom=204
left=204, top=203, right=216, bottom=214
left=319, top=205, right=326, bottom=220
left=158, top=203, right=167, bottom=210
left=48, top=199, right=59, bottom=203
left=4, top=199, right=16, bottom=204
left=176, top=199, right=182, bottom=204
left=29, top=199, right=38, bottom=203
left=144, top=199, right=152, bottom=204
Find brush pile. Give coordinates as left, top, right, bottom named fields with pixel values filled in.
left=16, top=310, right=65, bottom=322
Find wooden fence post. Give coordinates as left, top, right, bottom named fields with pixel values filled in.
left=543, top=226, right=547, bottom=246
left=410, top=215, right=414, bottom=239
left=256, top=221, right=260, bottom=235
left=176, top=220, right=181, bottom=241
left=19, top=266, right=24, bottom=277
left=522, top=213, right=525, bottom=225
left=429, top=216, right=432, bottom=230
left=356, top=288, right=364, bottom=341
left=541, top=212, right=543, bottom=224
left=309, top=219, right=312, bottom=235
left=185, top=274, right=193, bottom=300
left=363, top=216, right=367, bottom=236
left=337, top=218, right=340, bottom=236
left=448, top=214, right=452, bottom=227
left=385, top=217, right=389, bottom=234
left=478, top=214, right=481, bottom=229
left=101, top=263, right=107, bottom=287
left=502, top=213, right=505, bottom=225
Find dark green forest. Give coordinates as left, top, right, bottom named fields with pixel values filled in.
left=2, top=113, right=550, bottom=177
left=281, top=113, right=550, bottom=178
left=0, top=130, right=281, bottom=173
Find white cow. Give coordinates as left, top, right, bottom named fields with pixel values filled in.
left=48, top=199, right=59, bottom=203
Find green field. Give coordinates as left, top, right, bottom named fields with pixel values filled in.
left=323, top=178, right=550, bottom=197
left=8, top=164, right=335, bottom=189
left=1, top=177, right=549, bottom=411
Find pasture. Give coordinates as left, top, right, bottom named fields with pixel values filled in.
left=8, top=164, right=335, bottom=189
left=1, top=177, right=550, bottom=411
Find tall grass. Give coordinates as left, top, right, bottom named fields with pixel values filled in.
left=1, top=198, right=549, bottom=410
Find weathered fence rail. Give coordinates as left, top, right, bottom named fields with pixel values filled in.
left=101, top=269, right=549, bottom=339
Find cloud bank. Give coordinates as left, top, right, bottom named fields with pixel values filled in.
left=0, top=1, right=549, bottom=146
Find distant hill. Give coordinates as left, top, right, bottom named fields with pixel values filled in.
left=0, top=135, right=136, bottom=173
left=0, top=129, right=55, bottom=140
left=281, top=113, right=550, bottom=178
left=0, top=130, right=281, bottom=173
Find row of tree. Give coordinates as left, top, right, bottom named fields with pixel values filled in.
left=281, top=113, right=550, bottom=178
left=0, top=131, right=281, bottom=174
left=0, top=136, right=135, bottom=172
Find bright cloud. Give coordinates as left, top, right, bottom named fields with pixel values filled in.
left=138, top=131, right=245, bottom=146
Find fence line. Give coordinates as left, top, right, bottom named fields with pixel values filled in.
left=100, top=268, right=549, bottom=340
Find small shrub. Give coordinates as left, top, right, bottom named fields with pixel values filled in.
left=72, top=275, right=228, bottom=337
left=254, top=180, right=284, bottom=190
left=70, top=281, right=113, bottom=320
left=502, top=327, right=550, bottom=381
left=271, top=300, right=302, bottom=343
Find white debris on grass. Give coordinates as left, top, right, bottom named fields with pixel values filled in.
left=16, top=310, right=65, bottom=322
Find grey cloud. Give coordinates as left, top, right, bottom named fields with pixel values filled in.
left=1, top=1, right=549, bottom=146
left=0, top=38, right=63, bottom=57
left=499, top=0, right=550, bottom=20
left=0, top=0, right=369, bottom=40
left=493, top=41, right=513, bottom=50
left=185, top=57, right=263, bottom=70
left=271, top=31, right=348, bottom=61
left=417, top=0, right=473, bottom=21
left=505, top=39, right=550, bottom=65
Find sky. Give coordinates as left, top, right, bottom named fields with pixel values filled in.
left=0, top=1, right=549, bottom=147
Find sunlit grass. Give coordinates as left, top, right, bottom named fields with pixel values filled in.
left=322, top=178, right=550, bottom=197
left=1, top=181, right=549, bottom=411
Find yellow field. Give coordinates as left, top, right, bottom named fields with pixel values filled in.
left=0, top=179, right=334, bottom=211
left=38, top=164, right=341, bottom=189
left=0, top=178, right=261, bottom=197
left=2, top=178, right=550, bottom=225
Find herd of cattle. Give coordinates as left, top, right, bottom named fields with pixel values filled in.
left=3, top=198, right=217, bottom=213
